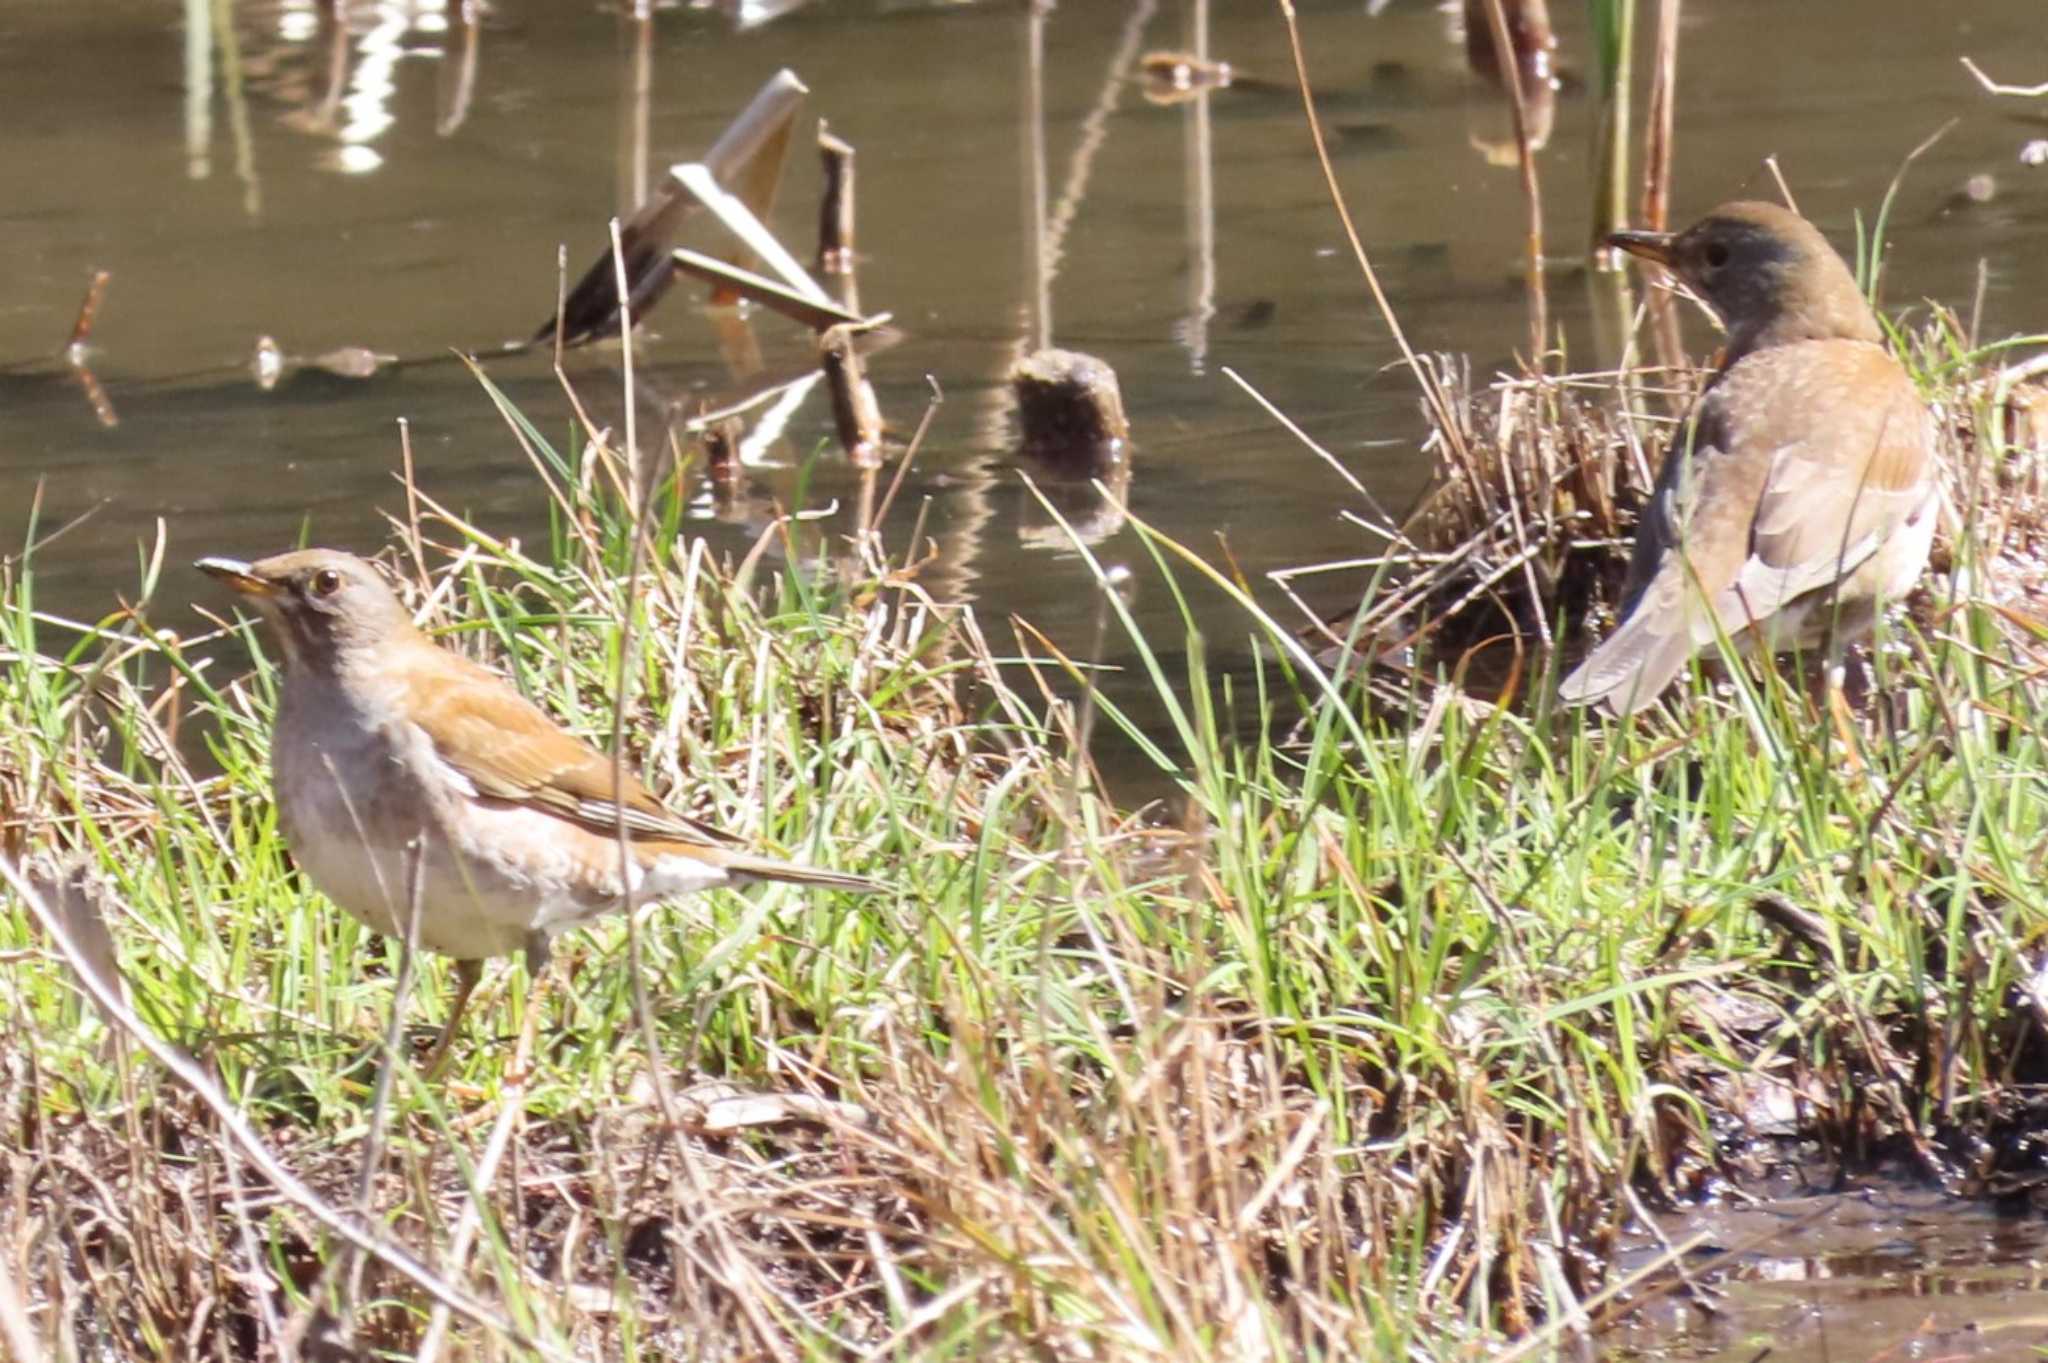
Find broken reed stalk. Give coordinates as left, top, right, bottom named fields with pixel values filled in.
left=1588, top=0, right=1635, bottom=253
left=545, top=69, right=808, bottom=347
left=65, top=270, right=111, bottom=360
left=1010, top=348, right=1129, bottom=472
left=1480, top=0, right=1549, bottom=363
left=669, top=248, right=864, bottom=330
left=700, top=413, right=746, bottom=492
left=1639, top=0, right=1679, bottom=232
left=816, top=122, right=860, bottom=314
left=820, top=322, right=884, bottom=468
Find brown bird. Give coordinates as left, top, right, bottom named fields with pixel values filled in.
left=198, top=549, right=879, bottom=1061
left=1558, top=200, right=1941, bottom=715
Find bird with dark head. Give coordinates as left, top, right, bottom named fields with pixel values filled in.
left=1557, top=200, right=1941, bottom=716
left=198, top=548, right=881, bottom=1065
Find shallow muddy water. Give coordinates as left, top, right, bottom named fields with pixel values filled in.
left=2, top=0, right=2045, bottom=774
left=1605, top=1174, right=2048, bottom=1362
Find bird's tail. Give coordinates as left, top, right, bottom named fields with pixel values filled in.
left=1557, top=612, right=1695, bottom=716
left=713, top=851, right=883, bottom=894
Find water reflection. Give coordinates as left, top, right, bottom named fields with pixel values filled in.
left=226, top=0, right=479, bottom=176
left=2, top=0, right=2040, bottom=798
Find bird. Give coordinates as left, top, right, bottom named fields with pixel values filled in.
left=196, top=548, right=879, bottom=1064
left=1557, top=200, right=1941, bottom=716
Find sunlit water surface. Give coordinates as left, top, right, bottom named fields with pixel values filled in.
left=3, top=1, right=2042, bottom=797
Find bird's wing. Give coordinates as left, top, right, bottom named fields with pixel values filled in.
left=1726, top=344, right=1936, bottom=621
left=400, top=646, right=745, bottom=849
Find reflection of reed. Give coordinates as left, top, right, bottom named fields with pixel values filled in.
left=945, top=0, right=1158, bottom=608
left=956, top=2, right=1157, bottom=603
left=619, top=7, right=653, bottom=214
left=1476, top=0, right=1546, bottom=361
left=183, top=0, right=211, bottom=178
left=1175, top=0, right=1216, bottom=373
left=436, top=0, right=482, bottom=137
left=315, top=0, right=350, bottom=131
left=1036, top=0, right=1157, bottom=313
left=1022, top=2, right=1051, bottom=355
left=210, top=0, right=263, bottom=216
left=931, top=2, right=1061, bottom=608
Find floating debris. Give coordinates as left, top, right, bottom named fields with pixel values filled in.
left=310, top=345, right=395, bottom=379
left=252, top=335, right=286, bottom=390
left=1934, top=171, right=1999, bottom=216
left=1137, top=50, right=1234, bottom=105
left=252, top=336, right=396, bottom=391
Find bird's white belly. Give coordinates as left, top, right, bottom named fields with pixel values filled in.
left=272, top=709, right=580, bottom=960
left=271, top=703, right=731, bottom=961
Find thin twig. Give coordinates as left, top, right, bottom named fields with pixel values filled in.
left=870, top=376, right=943, bottom=536
left=1274, top=0, right=1468, bottom=461
left=1961, top=56, right=2048, bottom=99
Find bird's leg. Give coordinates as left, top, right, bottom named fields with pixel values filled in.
left=509, top=930, right=556, bottom=1086
left=423, top=957, right=483, bottom=1077
left=1816, top=649, right=1866, bottom=772
left=1838, top=645, right=1872, bottom=711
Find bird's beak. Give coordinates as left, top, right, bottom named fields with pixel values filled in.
left=195, top=557, right=279, bottom=598
left=1604, top=228, right=1677, bottom=267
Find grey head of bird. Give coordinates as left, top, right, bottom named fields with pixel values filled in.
left=1607, top=200, right=1881, bottom=360
left=196, top=549, right=417, bottom=673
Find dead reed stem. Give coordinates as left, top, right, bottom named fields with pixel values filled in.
left=1588, top=0, right=1635, bottom=251
left=816, top=122, right=859, bottom=313
left=1639, top=0, right=1679, bottom=232
left=63, top=270, right=111, bottom=357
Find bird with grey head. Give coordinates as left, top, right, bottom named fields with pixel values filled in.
left=198, top=548, right=881, bottom=1066
left=1557, top=200, right=1940, bottom=716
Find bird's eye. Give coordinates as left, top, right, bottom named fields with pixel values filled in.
left=309, top=568, right=342, bottom=597
left=1703, top=242, right=1730, bottom=269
